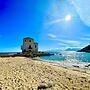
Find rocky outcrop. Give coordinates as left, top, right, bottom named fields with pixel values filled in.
left=78, top=45, right=90, bottom=52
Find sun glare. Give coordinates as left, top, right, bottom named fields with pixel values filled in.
left=65, top=15, right=71, bottom=21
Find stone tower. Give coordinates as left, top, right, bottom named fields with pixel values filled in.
left=21, top=37, right=38, bottom=53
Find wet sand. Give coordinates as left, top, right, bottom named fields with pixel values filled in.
left=0, top=57, right=90, bottom=90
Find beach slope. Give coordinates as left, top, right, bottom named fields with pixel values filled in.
left=0, top=57, right=90, bottom=90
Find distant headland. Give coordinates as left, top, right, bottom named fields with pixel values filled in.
left=78, top=44, right=90, bottom=53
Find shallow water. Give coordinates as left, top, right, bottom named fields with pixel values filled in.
left=40, top=51, right=90, bottom=68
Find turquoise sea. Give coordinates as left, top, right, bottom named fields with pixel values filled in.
left=39, top=51, right=90, bottom=68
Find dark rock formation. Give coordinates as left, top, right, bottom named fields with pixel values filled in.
left=78, top=44, right=90, bottom=52
left=85, top=64, right=90, bottom=67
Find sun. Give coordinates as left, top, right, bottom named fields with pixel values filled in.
left=65, top=15, right=71, bottom=21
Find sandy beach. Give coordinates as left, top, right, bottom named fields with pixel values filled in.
left=0, top=57, right=90, bottom=90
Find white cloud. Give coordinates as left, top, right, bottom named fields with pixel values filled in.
left=50, top=37, right=82, bottom=47
left=47, top=33, right=57, bottom=38
left=62, top=40, right=81, bottom=47
left=48, top=18, right=64, bottom=25
left=79, top=33, right=90, bottom=40
left=58, top=43, right=68, bottom=47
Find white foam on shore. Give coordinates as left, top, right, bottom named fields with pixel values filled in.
left=53, top=60, right=90, bottom=69
left=33, top=57, right=90, bottom=69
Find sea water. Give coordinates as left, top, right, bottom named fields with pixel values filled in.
left=39, top=51, right=90, bottom=68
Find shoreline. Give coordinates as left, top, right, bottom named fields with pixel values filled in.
left=0, top=57, right=90, bottom=89
left=33, top=57, right=90, bottom=67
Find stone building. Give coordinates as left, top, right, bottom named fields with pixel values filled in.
left=21, top=37, right=38, bottom=53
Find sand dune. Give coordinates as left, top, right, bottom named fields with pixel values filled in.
left=0, top=57, right=90, bottom=90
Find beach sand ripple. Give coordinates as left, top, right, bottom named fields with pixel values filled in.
left=0, top=57, right=90, bottom=90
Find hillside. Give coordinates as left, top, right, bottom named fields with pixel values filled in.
left=78, top=45, right=90, bottom=52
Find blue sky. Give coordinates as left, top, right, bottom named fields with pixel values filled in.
left=0, top=0, right=90, bottom=52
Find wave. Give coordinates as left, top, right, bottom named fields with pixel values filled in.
left=39, top=51, right=90, bottom=68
